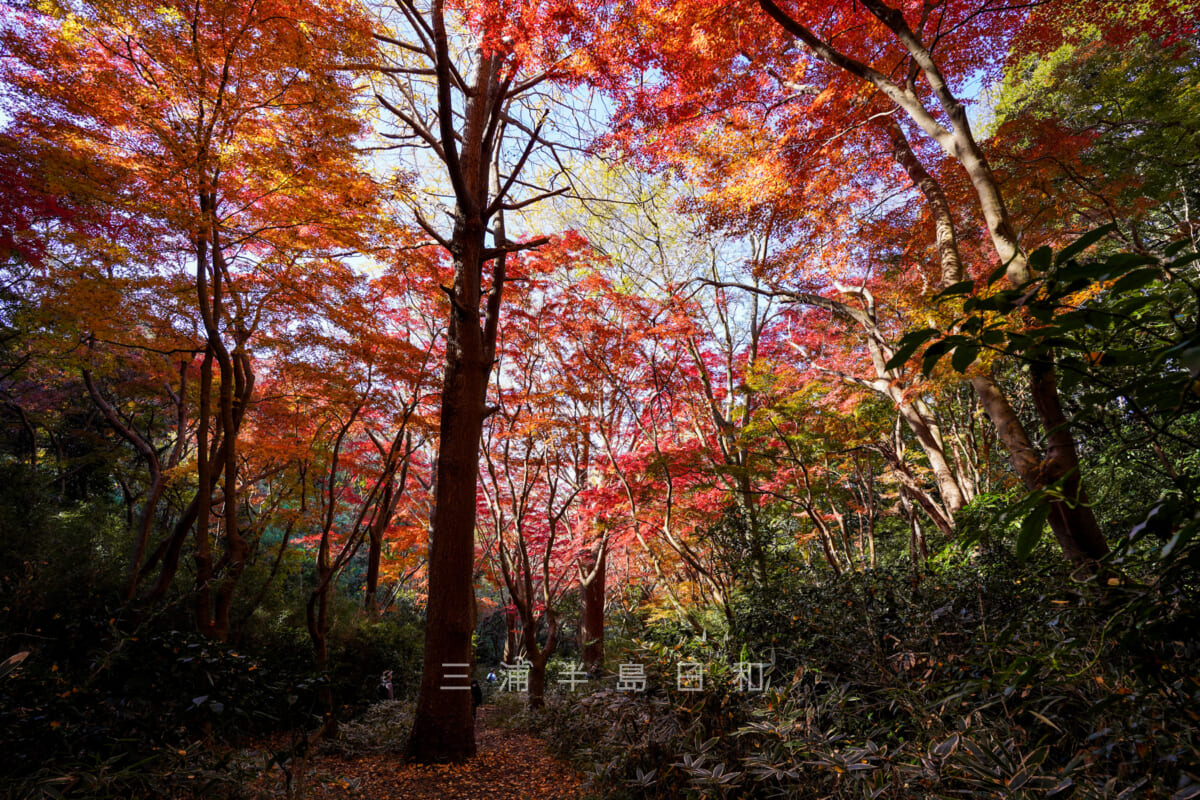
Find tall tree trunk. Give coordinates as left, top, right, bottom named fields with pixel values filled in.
left=195, top=347, right=215, bottom=636
left=971, top=373, right=1107, bottom=563
left=522, top=611, right=557, bottom=709
left=407, top=224, right=491, bottom=762
left=192, top=202, right=255, bottom=641
left=897, top=400, right=966, bottom=516
left=307, top=410, right=357, bottom=736
left=1028, top=361, right=1108, bottom=561
left=884, top=76, right=1104, bottom=563
left=365, top=477, right=394, bottom=622
left=579, top=541, right=606, bottom=673
left=307, top=546, right=336, bottom=737
left=208, top=237, right=253, bottom=642
left=384, top=3, right=555, bottom=760
left=527, top=658, right=548, bottom=709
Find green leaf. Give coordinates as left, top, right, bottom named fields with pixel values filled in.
left=1111, top=295, right=1157, bottom=316
left=1109, top=268, right=1162, bottom=295
left=980, top=327, right=1007, bottom=346
left=1028, top=304, right=1057, bottom=324
left=1176, top=343, right=1200, bottom=378
left=988, top=261, right=1013, bottom=284
left=951, top=343, right=979, bottom=373
left=935, top=279, right=976, bottom=299
left=1016, top=503, right=1050, bottom=561
left=1166, top=250, right=1200, bottom=270
left=1048, top=310, right=1089, bottom=332
left=1054, top=224, right=1116, bottom=266
left=1163, top=238, right=1192, bottom=257
left=885, top=328, right=940, bottom=372
left=1161, top=520, right=1198, bottom=559
left=971, top=292, right=1019, bottom=313
left=1052, top=261, right=1107, bottom=285
left=921, top=339, right=953, bottom=375
left=1028, top=245, right=1053, bottom=274
left=1099, top=252, right=1157, bottom=279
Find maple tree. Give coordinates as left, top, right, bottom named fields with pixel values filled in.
left=562, top=0, right=1128, bottom=563
left=582, top=290, right=742, bottom=625
left=370, top=0, right=583, bottom=761
left=1, top=0, right=382, bottom=637
left=479, top=378, right=579, bottom=708
left=249, top=257, right=441, bottom=730
left=4, top=0, right=1200, bottom=793
left=476, top=241, right=589, bottom=706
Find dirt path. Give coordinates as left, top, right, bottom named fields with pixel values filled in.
left=280, top=707, right=585, bottom=800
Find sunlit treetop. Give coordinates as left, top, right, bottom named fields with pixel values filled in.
left=1, top=0, right=376, bottom=244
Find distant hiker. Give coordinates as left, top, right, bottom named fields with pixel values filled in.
left=377, top=670, right=394, bottom=701
left=486, top=670, right=497, bottom=683
left=471, top=679, right=483, bottom=717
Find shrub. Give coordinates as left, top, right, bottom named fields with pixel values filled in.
left=534, top=552, right=1200, bottom=799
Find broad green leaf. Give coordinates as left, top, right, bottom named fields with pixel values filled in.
left=1109, top=268, right=1162, bottom=295
left=1029, top=245, right=1053, bottom=273
left=935, top=279, right=976, bottom=299
left=1054, top=223, right=1116, bottom=265
left=980, top=327, right=1007, bottom=346
left=1099, top=252, right=1157, bottom=279
left=1166, top=250, right=1200, bottom=270
left=885, top=328, right=940, bottom=372
left=951, top=343, right=979, bottom=373
left=986, top=261, right=1010, bottom=285
left=1016, top=503, right=1050, bottom=561
left=921, top=339, right=953, bottom=375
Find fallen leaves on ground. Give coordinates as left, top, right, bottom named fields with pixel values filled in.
left=260, top=708, right=585, bottom=800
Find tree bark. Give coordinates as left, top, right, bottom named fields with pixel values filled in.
left=579, top=540, right=606, bottom=673
left=405, top=31, right=502, bottom=763
left=192, top=197, right=255, bottom=641
left=364, top=478, right=392, bottom=622
left=528, top=656, right=549, bottom=709
left=386, top=1, right=557, bottom=759
left=1028, top=361, right=1108, bottom=562
left=194, top=346, right=215, bottom=636
left=407, top=231, right=489, bottom=760
left=972, top=372, right=1107, bottom=563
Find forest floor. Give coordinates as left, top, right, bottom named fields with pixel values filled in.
left=241, top=705, right=585, bottom=800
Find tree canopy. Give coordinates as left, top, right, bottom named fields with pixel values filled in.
left=1, top=0, right=1198, bottom=793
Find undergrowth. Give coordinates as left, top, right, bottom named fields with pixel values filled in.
left=527, top=540, right=1200, bottom=800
